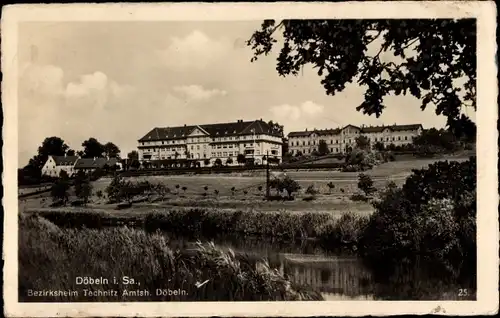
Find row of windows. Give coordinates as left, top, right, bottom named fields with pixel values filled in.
left=141, top=134, right=274, bottom=146
left=290, top=135, right=410, bottom=146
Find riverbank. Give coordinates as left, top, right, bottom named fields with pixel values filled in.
left=24, top=207, right=369, bottom=249
left=19, top=213, right=323, bottom=302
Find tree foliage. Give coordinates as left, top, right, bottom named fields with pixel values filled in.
left=357, top=173, right=376, bottom=196
left=104, top=142, right=121, bottom=158
left=355, top=135, right=371, bottom=150
left=363, top=158, right=476, bottom=262
left=127, top=150, right=139, bottom=161
left=318, top=139, right=329, bottom=156
left=82, top=138, right=105, bottom=158
left=248, top=19, right=476, bottom=129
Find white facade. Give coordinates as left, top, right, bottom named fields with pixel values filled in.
left=288, top=124, right=423, bottom=156
left=41, top=155, right=78, bottom=177
left=138, top=120, right=283, bottom=166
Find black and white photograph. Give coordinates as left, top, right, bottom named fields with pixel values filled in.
left=2, top=2, right=498, bottom=317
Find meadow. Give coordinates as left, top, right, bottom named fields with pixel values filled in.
left=20, top=157, right=469, bottom=217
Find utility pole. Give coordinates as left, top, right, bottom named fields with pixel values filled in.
left=266, top=150, right=270, bottom=199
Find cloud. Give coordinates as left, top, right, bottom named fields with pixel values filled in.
left=157, top=30, right=231, bottom=70
left=270, top=101, right=325, bottom=121
left=18, top=64, right=137, bottom=165
left=172, top=85, right=227, bottom=101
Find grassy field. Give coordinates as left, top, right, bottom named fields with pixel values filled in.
left=20, top=157, right=470, bottom=217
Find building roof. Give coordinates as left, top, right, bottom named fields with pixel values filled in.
left=288, top=128, right=342, bottom=138
left=50, top=155, right=79, bottom=166
left=74, top=157, right=120, bottom=169
left=138, top=119, right=282, bottom=142
left=288, top=124, right=422, bottom=137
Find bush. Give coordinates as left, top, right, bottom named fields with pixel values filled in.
left=350, top=193, right=369, bottom=202
left=357, top=174, right=376, bottom=196
left=361, top=157, right=476, bottom=264
left=50, top=179, right=70, bottom=204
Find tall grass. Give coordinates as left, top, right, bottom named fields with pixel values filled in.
left=19, top=213, right=323, bottom=302
left=29, top=207, right=370, bottom=248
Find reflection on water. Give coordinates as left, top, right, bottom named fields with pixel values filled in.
left=168, top=235, right=476, bottom=301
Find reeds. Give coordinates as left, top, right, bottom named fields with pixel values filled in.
left=19, top=213, right=323, bottom=302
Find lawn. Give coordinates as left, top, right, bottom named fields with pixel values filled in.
left=20, top=157, right=470, bottom=217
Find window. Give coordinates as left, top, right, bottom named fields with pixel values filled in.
left=398, top=136, right=401, bottom=141
left=330, top=140, right=333, bottom=144
left=197, top=145, right=200, bottom=150
left=405, top=136, right=408, bottom=140
left=190, top=145, right=194, bottom=150
left=303, top=141, right=305, bottom=146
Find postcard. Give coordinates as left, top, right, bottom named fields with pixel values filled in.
left=2, top=1, right=498, bottom=317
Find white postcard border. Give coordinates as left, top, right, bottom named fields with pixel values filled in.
left=2, top=1, right=498, bottom=317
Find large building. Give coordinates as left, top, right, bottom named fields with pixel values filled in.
left=287, top=124, right=423, bottom=155
left=137, top=119, right=284, bottom=166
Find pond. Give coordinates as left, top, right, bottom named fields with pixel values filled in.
left=167, top=234, right=477, bottom=301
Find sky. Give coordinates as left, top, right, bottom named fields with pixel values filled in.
left=17, top=21, right=476, bottom=166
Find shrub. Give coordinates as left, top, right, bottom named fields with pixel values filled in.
left=362, top=157, right=476, bottom=264
left=350, top=193, right=369, bottom=202
left=357, top=174, right=376, bottom=196
left=326, top=182, right=335, bottom=194
left=271, top=175, right=301, bottom=199
left=319, top=212, right=369, bottom=247
left=74, top=176, right=93, bottom=205
left=50, top=179, right=70, bottom=204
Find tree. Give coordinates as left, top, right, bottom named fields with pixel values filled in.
left=231, top=187, right=236, bottom=196
left=103, top=142, right=121, bottom=158
left=66, top=149, right=76, bottom=156
left=181, top=186, right=187, bottom=194
left=318, top=139, right=329, bottom=156
left=267, top=120, right=284, bottom=136
left=271, top=175, right=301, bottom=199
left=204, top=159, right=210, bottom=166
left=373, top=142, right=385, bottom=152
left=50, top=178, right=70, bottom=204
left=355, top=136, right=370, bottom=150
left=327, top=182, right=335, bottom=194
left=214, top=158, right=223, bottom=167
left=237, top=153, right=246, bottom=165
left=175, top=184, right=180, bottom=195
left=226, top=157, right=234, bottom=165
left=75, top=179, right=93, bottom=205
left=248, top=19, right=475, bottom=129
left=358, top=173, right=376, bottom=196
left=282, top=138, right=289, bottom=156
left=82, top=138, right=105, bottom=158
left=59, top=170, right=69, bottom=179
left=127, top=150, right=139, bottom=161
left=25, top=136, right=70, bottom=177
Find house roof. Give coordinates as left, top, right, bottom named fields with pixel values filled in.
left=74, top=157, right=120, bottom=169
left=51, top=155, right=79, bottom=166
left=138, top=120, right=282, bottom=142
left=288, top=124, right=422, bottom=137
left=288, top=128, right=342, bottom=138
